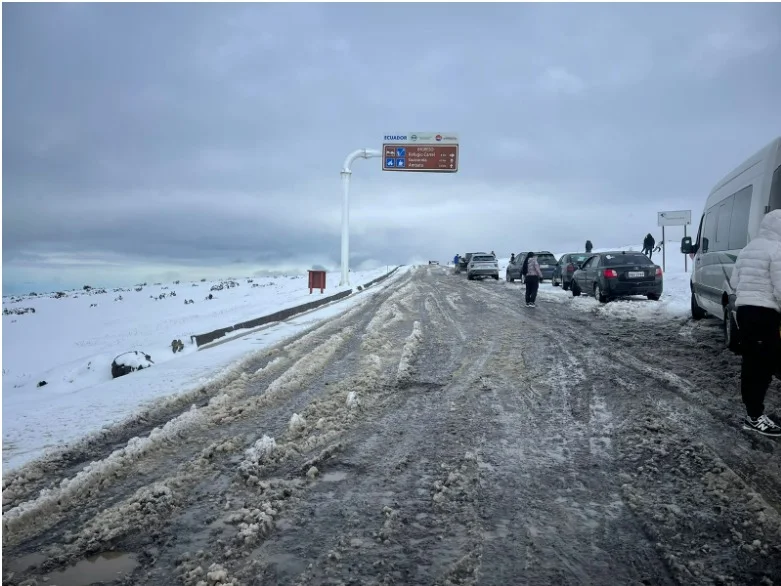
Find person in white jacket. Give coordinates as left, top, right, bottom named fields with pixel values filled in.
left=731, top=209, right=781, bottom=436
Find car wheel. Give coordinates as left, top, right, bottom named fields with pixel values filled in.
left=467, top=273, right=474, bottom=280
left=594, top=283, right=608, bottom=304
left=691, top=291, right=707, bottom=320
left=562, top=278, right=570, bottom=291
left=724, top=305, right=741, bottom=354
left=552, top=275, right=560, bottom=287
left=646, top=293, right=660, bottom=301
left=571, top=281, right=581, bottom=297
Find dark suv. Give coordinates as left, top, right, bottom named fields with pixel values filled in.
left=509, top=251, right=557, bottom=282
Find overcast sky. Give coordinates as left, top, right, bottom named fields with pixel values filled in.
left=3, top=3, right=781, bottom=294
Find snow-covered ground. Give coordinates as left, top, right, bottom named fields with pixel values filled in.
left=496, top=245, right=692, bottom=321
left=2, top=267, right=404, bottom=471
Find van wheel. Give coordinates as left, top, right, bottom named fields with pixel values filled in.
left=562, top=279, right=570, bottom=291
left=724, top=305, right=741, bottom=354
left=571, top=281, right=581, bottom=297
left=691, top=292, right=706, bottom=320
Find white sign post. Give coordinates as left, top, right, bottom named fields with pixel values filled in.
left=339, top=133, right=459, bottom=286
left=657, top=210, right=692, bottom=273
left=339, top=149, right=382, bottom=286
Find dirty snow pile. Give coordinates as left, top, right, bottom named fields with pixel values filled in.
left=2, top=267, right=404, bottom=471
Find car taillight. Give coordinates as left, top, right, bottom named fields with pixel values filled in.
left=567, top=264, right=575, bottom=272
left=655, top=267, right=663, bottom=277
left=603, top=269, right=618, bottom=278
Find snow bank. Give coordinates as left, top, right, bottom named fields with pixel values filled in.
left=2, top=267, right=409, bottom=472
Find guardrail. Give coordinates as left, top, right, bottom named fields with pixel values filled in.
left=190, top=266, right=401, bottom=348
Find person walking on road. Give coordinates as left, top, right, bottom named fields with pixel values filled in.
left=524, top=252, right=543, bottom=307
left=643, top=233, right=656, bottom=259
left=731, top=209, right=781, bottom=436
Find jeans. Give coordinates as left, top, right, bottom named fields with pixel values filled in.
left=525, top=276, right=540, bottom=304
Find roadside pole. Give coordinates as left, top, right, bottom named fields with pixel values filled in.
left=662, top=226, right=666, bottom=273
left=339, top=149, right=382, bottom=286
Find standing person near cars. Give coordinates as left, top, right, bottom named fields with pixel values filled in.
left=524, top=252, right=543, bottom=307
left=643, top=233, right=656, bottom=259
left=731, top=209, right=781, bottom=436
left=509, top=253, right=515, bottom=264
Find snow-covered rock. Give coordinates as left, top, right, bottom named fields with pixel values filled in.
left=111, top=351, right=154, bottom=379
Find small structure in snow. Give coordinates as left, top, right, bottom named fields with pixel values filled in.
left=111, top=351, right=154, bottom=379
left=346, top=391, right=360, bottom=409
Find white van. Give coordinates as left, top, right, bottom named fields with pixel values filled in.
left=681, top=136, right=781, bottom=352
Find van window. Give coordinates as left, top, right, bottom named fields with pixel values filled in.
left=728, top=185, right=753, bottom=249
left=770, top=165, right=781, bottom=211
left=714, top=198, right=734, bottom=251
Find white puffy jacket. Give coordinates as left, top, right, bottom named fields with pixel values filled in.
left=732, top=209, right=781, bottom=312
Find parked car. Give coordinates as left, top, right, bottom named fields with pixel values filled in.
left=680, top=136, right=781, bottom=354
left=552, top=253, right=592, bottom=290
left=507, top=251, right=558, bottom=282
left=467, top=253, right=499, bottom=280
left=504, top=250, right=556, bottom=283
left=533, top=252, right=558, bottom=281
left=458, top=253, right=474, bottom=273
left=505, top=253, right=526, bottom=282
left=571, top=251, right=663, bottom=303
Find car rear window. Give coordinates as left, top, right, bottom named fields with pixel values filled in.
left=536, top=255, right=556, bottom=264
left=568, top=254, right=589, bottom=263
left=472, top=255, right=495, bottom=262
left=601, top=253, right=653, bottom=267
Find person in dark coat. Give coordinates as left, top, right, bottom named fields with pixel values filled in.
left=643, top=233, right=656, bottom=258
left=585, top=240, right=593, bottom=253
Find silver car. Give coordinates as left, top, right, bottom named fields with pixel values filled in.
left=467, top=253, right=499, bottom=280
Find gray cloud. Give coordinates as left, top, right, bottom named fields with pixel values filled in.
left=3, top=3, right=781, bottom=293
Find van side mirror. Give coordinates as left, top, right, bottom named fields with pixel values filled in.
left=680, top=236, right=698, bottom=255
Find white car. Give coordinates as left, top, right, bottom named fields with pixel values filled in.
left=467, top=253, right=499, bottom=280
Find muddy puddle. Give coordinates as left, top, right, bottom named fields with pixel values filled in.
left=8, top=552, right=139, bottom=585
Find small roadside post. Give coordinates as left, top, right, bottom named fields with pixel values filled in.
left=657, top=210, right=692, bottom=273
left=339, top=133, right=459, bottom=286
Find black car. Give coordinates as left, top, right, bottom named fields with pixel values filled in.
left=552, top=253, right=592, bottom=290
left=571, top=251, right=662, bottom=303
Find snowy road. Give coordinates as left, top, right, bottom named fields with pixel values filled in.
left=3, top=266, right=781, bottom=586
